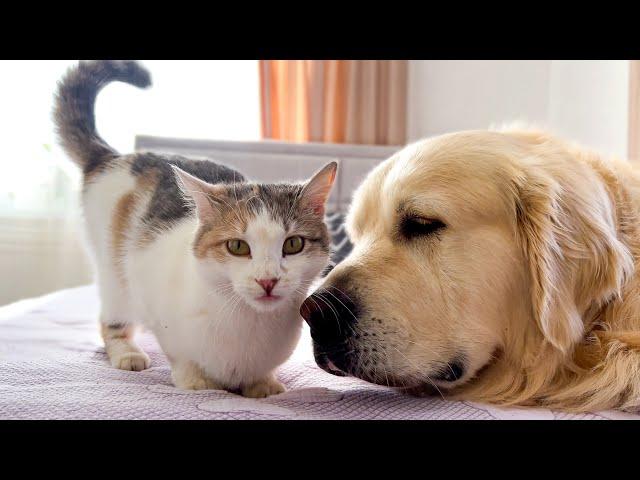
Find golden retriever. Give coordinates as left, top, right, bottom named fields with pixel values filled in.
left=301, top=127, right=640, bottom=412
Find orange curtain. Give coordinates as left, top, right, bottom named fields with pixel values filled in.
left=260, top=60, right=408, bottom=146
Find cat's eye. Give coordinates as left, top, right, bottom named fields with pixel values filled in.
left=226, top=239, right=251, bottom=256
left=400, top=216, right=446, bottom=239
left=282, top=236, right=305, bottom=255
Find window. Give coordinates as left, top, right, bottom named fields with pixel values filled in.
left=0, top=60, right=260, bottom=218
left=0, top=60, right=260, bottom=304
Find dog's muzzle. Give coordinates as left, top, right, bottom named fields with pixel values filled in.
left=300, top=287, right=360, bottom=376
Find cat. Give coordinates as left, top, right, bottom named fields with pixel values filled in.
left=53, top=60, right=336, bottom=397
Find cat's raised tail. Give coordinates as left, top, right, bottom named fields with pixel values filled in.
left=53, top=60, right=151, bottom=175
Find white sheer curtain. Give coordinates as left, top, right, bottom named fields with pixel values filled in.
left=0, top=60, right=260, bottom=305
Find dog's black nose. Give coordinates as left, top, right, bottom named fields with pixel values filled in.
left=300, top=288, right=359, bottom=345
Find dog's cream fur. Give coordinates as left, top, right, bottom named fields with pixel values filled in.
left=330, top=127, right=640, bottom=412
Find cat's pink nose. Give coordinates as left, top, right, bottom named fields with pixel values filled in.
left=255, top=278, right=279, bottom=295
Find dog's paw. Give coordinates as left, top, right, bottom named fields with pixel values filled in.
left=241, top=377, right=286, bottom=398
left=111, top=352, right=151, bottom=371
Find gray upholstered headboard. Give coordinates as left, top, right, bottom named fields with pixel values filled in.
left=134, top=135, right=400, bottom=212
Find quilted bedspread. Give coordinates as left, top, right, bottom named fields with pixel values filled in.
left=1, top=285, right=638, bottom=420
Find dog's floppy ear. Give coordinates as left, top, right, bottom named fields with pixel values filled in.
left=515, top=163, right=633, bottom=354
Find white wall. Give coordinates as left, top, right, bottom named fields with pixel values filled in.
left=548, top=60, right=629, bottom=158
left=407, top=60, right=630, bottom=158
left=407, top=60, right=551, bottom=139
left=0, top=217, right=92, bottom=306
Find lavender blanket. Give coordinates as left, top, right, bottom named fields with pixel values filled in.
left=1, top=285, right=637, bottom=420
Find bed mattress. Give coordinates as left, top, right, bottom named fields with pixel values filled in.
left=1, top=285, right=637, bottom=420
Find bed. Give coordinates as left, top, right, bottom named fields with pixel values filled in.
left=2, top=283, right=639, bottom=420
left=2, top=137, right=638, bottom=420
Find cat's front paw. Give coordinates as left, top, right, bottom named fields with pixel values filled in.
left=112, top=352, right=151, bottom=371
left=241, top=376, right=286, bottom=398
left=171, top=362, right=221, bottom=391
left=175, top=376, right=221, bottom=391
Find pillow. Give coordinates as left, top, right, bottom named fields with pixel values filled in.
left=323, top=211, right=353, bottom=277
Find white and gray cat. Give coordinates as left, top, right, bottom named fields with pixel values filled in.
left=54, top=60, right=336, bottom=397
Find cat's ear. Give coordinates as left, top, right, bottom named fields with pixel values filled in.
left=171, top=166, right=225, bottom=221
left=300, top=162, right=338, bottom=215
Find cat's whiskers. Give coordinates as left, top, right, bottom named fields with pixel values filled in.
left=200, top=293, right=244, bottom=356
left=208, top=282, right=235, bottom=298
left=226, top=292, right=246, bottom=322
left=293, top=286, right=316, bottom=303
left=217, top=289, right=242, bottom=315
left=207, top=291, right=243, bottom=343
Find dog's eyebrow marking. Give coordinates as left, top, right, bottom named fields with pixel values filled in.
left=395, top=198, right=441, bottom=220
left=396, top=200, right=408, bottom=214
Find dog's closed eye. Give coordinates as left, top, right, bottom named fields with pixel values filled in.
left=399, top=216, right=446, bottom=239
